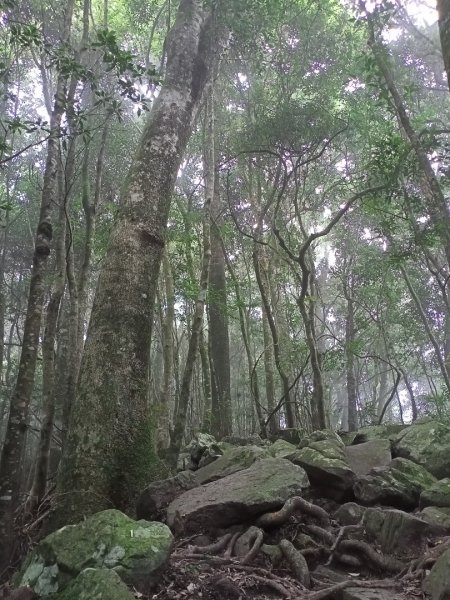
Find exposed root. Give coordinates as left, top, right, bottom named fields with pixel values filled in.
left=224, top=531, right=242, bottom=558
left=256, top=496, right=330, bottom=529
left=303, top=524, right=335, bottom=546
left=325, top=524, right=363, bottom=566
left=241, top=527, right=264, bottom=565
left=187, top=532, right=232, bottom=554
left=338, top=539, right=405, bottom=573
left=247, top=574, right=292, bottom=598
left=307, top=578, right=399, bottom=600
left=279, top=538, right=311, bottom=587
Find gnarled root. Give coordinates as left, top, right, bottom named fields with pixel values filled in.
left=338, top=539, right=405, bottom=573
left=256, top=496, right=330, bottom=529
left=188, top=532, right=233, bottom=554
left=303, top=524, right=335, bottom=546
left=279, top=538, right=311, bottom=587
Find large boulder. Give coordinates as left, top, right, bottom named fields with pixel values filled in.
left=15, top=510, right=173, bottom=596
left=50, top=569, right=134, bottom=600
left=136, top=471, right=199, bottom=521
left=267, top=439, right=297, bottom=459
left=392, top=419, right=450, bottom=478
left=420, top=478, right=450, bottom=509
left=289, top=430, right=355, bottom=493
left=166, top=458, right=309, bottom=533
left=221, top=434, right=264, bottom=446
left=195, top=445, right=270, bottom=484
left=363, top=507, right=434, bottom=559
left=353, top=457, right=436, bottom=509
left=418, top=506, right=450, bottom=532
left=345, top=439, right=391, bottom=476
left=423, top=547, right=450, bottom=600
left=351, top=424, right=406, bottom=444
left=178, top=433, right=222, bottom=471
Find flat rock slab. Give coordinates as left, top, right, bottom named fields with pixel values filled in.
left=166, top=458, right=309, bottom=533
left=195, top=445, right=270, bottom=484
left=345, top=439, right=391, bottom=476
left=343, top=587, right=400, bottom=600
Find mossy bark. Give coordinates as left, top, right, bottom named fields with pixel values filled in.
left=55, top=0, right=227, bottom=525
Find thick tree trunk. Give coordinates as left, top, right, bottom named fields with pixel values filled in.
left=56, top=1, right=226, bottom=524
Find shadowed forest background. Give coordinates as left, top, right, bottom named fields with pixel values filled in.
left=1, top=0, right=450, bottom=582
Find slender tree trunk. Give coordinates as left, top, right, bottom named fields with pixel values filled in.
left=169, top=91, right=214, bottom=463
left=0, top=0, right=74, bottom=565
left=437, top=0, right=450, bottom=91
left=262, top=310, right=278, bottom=434
left=345, top=289, right=358, bottom=431
left=55, top=3, right=227, bottom=525
left=209, top=180, right=232, bottom=439
left=199, top=327, right=213, bottom=431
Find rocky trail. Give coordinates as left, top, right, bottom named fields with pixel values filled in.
left=5, top=419, right=450, bottom=600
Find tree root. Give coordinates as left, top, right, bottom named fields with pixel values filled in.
left=338, top=539, right=405, bottom=573
left=187, top=532, right=233, bottom=554
left=303, top=524, right=335, bottom=546
left=325, top=524, right=363, bottom=566
left=279, top=539, right=311, bottom=587
left=224, top=531, right=242, bottom=558
left=241, top=527, right=264, bottom=565
left=306, top=578, right=397, bottom=600
left=247, top=574, right=292, bottom=598
left=256, top=496, right=330, bottom=529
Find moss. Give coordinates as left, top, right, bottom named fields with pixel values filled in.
left=16, top=510, right=173, bottom=594
left=52, top=568, right=135, bottom=600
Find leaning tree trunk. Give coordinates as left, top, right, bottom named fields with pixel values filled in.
left=55, top=0, right=227, bottom=525
left=0, top=0, right=74, bottom=567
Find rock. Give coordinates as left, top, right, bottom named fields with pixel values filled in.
left=16, top=509, right=173, bottom=595
left=423, top=547, right=450, bottom=600
left=195, top=445, right=269, bottom=484
left=267, top=439, right=297, bottom=458
left=343, top=588, right=399, bottom=600
left=392, top=419, right=450, bottom=478
left=269, top=428, right=302, bottom=445
left=166, top=458, right=310, bottom=533
left=353, top=457, right=437, bottom=509
left=345, top=439, right=391, bottom=476
left=197, top=445, right=223, bottom=468
left=184, top=433, right=218, bottom=465
left=363, top=507, right=434, bottom=559
left=221, top=434, right=263, bottom=446
left=333, top=502, right=366, bottom=525
left=299, top=429, right=345, bottom=448
left=4, top=589, right=37, bottom=600
left=176, top=452, right=196, bottom=471
left=420, top=478, right=450, bottom=509
left=136, top=471, right=199, bottom=520
left=352, top=424, right=406, bottom=444
left=418, top=506, right=450, bottom=532
left=50, top=569, right=135, bottom=600
left=289, top=432, right=355, bottom=493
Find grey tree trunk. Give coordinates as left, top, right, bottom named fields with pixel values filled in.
left=437, top=0, right=450, bottom=91
left=55, top=0, right=226, bottom=524
left=0, top=0, right=75, bottom=566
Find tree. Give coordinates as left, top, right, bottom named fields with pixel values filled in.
left=55, top=0, right=228, bottom=524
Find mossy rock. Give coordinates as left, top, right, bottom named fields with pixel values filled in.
left=267, top=439, right=297, bottom=458
left=51, top=568, right=135, bottom=600
left=290, top=436, right=355, bottom=492
left=393, top=420, right=450, bottom=478
left=16, top=509, right=173, bottom=596
left=423, top=547, right=450, bottom=600
left=351, top=424, right=406, bottom=444
left=195, top=445, right=270, bottom=484
left=354, top=457, right=437, bottom=509
left=299, top=429, right=344, bottom=449
left=419, top=506, right=450, bottom=531
left=420, top=478, right=450, bottom=509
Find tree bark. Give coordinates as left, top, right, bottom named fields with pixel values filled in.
left=0, top=0, right=75, bottom=566
left=55, top=0, right=227, bottom=525
left=437, top=0, right=450, bottom=91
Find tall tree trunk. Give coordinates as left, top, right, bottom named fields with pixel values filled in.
left=55, top=3, right=227, bottom=524
left=209, top=180, right=232, bottom=439
left=169, top=90, right=214, bottom=463
left=437, top=0, right=450, bottom=91
left=262, top=310, right=278, bottom=434
left=344, top=277, right=358, bottom=432
left=0, top=0, right=75, bottom=566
